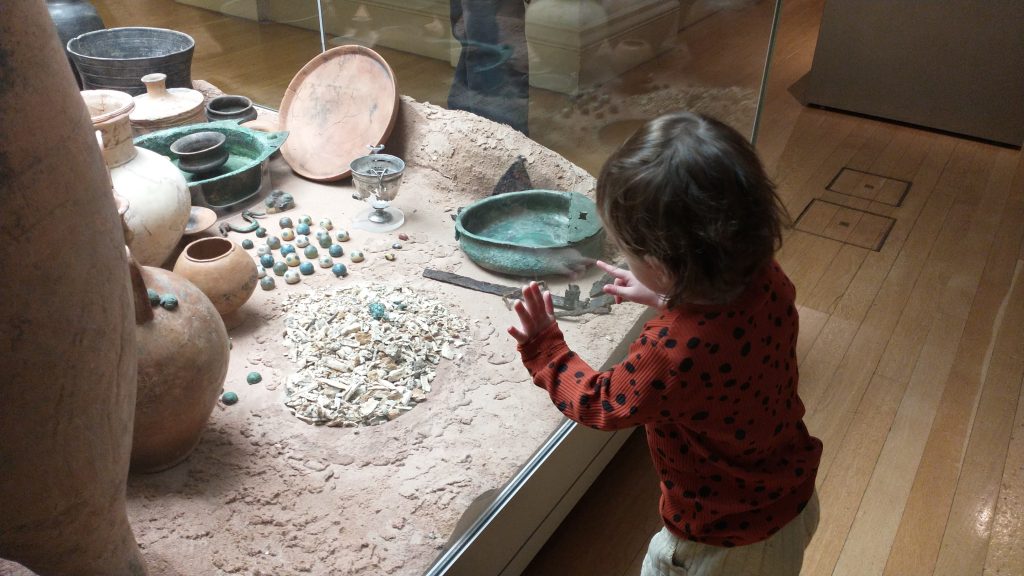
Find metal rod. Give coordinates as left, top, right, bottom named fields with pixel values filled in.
left=316, top=0, right=327, bottom=53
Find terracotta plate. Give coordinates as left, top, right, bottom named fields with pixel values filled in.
left=279, top=45, right=399, bottom=182
left=184, top=206, right=218, bottom=235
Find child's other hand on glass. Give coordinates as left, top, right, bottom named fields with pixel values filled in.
left=597, top=260, right=666, bottom=309
left=508, top=281, right=557, bottom=345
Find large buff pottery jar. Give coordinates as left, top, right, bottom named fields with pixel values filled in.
left=173, top=237, right=258, bottom=319
left=84, top=88, right=191, bottom=267
left=0, top=2, right=147, bottom=574
left=129, top=262, right=230, bottom=473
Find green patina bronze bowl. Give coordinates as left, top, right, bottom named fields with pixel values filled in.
left=455, top=190, right=604, bottom=277
left=135, top=120, right=288, bottom=215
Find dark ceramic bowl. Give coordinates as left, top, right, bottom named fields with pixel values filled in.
left=206, top=95, right=258, bottom=124
left=170, top=131, right=229, bottom=175
left=67, top=27, right=194, bottom=96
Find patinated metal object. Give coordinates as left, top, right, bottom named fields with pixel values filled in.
left=134, top=121, right=288, bottom=215
left=453, top=189, right=604, bottom=277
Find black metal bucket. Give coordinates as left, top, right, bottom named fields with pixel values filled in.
left=68, top=27, right=194, bottom=96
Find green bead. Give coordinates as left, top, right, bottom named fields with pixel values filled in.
left=318, top=235, right=333, bottom=249
left=303, top=245, right=319, bottom=259
left=159, top=295, right=178, bottom=310
left=147, top=289, right=160, bottom=307
left=255, top=227, right=267, bottom=238
left=246, top=371, right=262, bottom=384
left=273, top=261, right=288, bottom=276
left=221, top=391, right=239, bottom=405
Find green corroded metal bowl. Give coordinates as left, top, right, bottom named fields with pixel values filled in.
left=454, top=190, right=604, bottom=277
left=134, top=120, right=288, bottom=215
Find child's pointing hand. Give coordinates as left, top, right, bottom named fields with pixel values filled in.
left=508, top=281, right=556, bottom=345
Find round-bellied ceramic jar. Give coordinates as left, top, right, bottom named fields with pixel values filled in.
left=172, top=237, right=257, bottom=318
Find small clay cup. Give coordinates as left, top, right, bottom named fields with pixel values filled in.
left=172, top=237, right=257, bottom=319
left=169, top=131, right=228, bottom=174
left=206, top=94, right=258, bottom=124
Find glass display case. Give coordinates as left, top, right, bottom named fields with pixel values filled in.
left=17, top=1, right=781, bottom=573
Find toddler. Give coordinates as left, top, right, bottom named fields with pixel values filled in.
left=509, top=111, right=822, bottom=575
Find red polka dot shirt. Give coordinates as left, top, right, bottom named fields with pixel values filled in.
left=518, top=262, right=822, bottom=547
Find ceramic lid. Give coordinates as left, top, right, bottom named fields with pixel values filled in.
left=279, top=45, right=399, bottom=182
left=130, top=73, right=205, bottom=126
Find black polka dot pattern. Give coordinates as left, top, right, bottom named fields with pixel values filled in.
left=516, top=262, right=821, bottom=547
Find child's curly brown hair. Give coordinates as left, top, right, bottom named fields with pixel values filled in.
left=596, top=111, right=788, bottom=307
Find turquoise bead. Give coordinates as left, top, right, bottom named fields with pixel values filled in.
left=147, top=289, right=160, bottom=307
left=369, top=302, right=386, bottom=320
left=280, top=244, right=296, bottom=255
left=159, top=295, right=178, bottom=311
left=246, top=371, right=262, bottom=384
left=296, top=222, right=311, bottom=235
left=259, top=254, right=275, bottom=268
left=329, top=244, right=344, bottom=258
left=221, top=391, right=239, bottom=405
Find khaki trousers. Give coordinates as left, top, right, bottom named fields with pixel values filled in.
left=640, top=493, right=820, bottom=576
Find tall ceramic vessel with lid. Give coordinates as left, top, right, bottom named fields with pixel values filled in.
left=83, top=88, right=191, bottom=266
left=130, top=72, right=207, bottom=135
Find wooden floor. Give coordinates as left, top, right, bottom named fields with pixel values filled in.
left=94, top=1, right=1024, bottom=575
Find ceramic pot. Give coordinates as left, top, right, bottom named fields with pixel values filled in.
left=45, top=0, right=105, bottom=88
left=170, top=131, right=229, bottom=174
left=68, top=26, right=195, bottom=96
left=206, top=94, right=258, bottom=124
left=130, top=72, right=207, bottom=135
left=173, top=237, right=258, bottom=317
left=84, top=88, right=191, bottom=267
left=129, top=262, right=230, bottom=473
left=0, top=2, right=146, bottom=573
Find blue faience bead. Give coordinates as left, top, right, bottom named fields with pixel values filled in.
left=329, top=244, right=344, bottom=257
left=255, top=227, right=267, bottom=238
left=280, top=244, right=296, bottom=255
left=260, top=276, right=276, bottom=290
left=296, top=222, right=311, bottom=236
left=147, top=289, right=160, bottom=307
left=266, top=236, right=281, bottom=249
left=303, top=245, right=319, bottom=259
left=159, top=295, right=178, bottom=310
left=368, top=302, right=386, bottom=320
left=299, top=261, right=315, bottom=275
left=259, top=254, right=275, bottom=268
left=246, top=371, right=262, bottom=384
left=241, top=239, right=254, bottom=249
left=221, top=391, right=239, bottom=405
left=278, top=216, right=294, bottom=229
left=331, top=263, right=348, bottom=277
left=273, top=261, right=288, bottom=276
